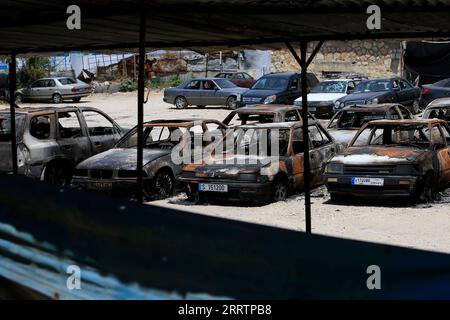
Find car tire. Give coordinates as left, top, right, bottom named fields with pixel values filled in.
left=52, top=93, right=63, bottom=104
left=418, top=173, right=437, bottom=203
left=72, top=97, right=82, bottom=103
left=272, top=176, right=288, bottom=202
left=174, top=96, right=188, bottom=109
left=15, top=93, right=23, bottom=103
left=226, top=96, right=237, bottom=109
left=43, top=163, right=70, bottom=187
left=152, top=169, right=175, bottom=199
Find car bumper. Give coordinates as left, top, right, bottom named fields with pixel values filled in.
left=180, top=177, right=272, bottom=202
left=71, top=177, right=146, bottom=196
left=325, top=174, right=419, bottom=198
left=308, top=104, right=335, bottom=117
left=62, top=92, right=90, bottom=99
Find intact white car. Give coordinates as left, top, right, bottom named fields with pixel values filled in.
left=294, top=79, right=359, bottom=118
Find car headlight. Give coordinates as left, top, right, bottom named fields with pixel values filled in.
left=325, top=163, right=343, bottom=174
left=335, top=101, right=345, bottom=109
left=263, top=95, right=277, bottom=104
left=294, top=99, right=302, bottom=106
left=367, top=98, right=379, bottom=104
left=236, top=93, right=242, bottom=101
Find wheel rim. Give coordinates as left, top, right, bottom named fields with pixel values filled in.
left=155, top=172, right=174, bottom=197
left=53, top=94, right=62, bottom=103
left=47, top=166, right=66, bottom=186
left=227, top=97, right=236, bottom=108
left=175, top=97, right=186, bottom=109
left=273, top=180, right=287, bottom=201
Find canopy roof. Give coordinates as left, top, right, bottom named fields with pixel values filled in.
left=1, top=0, right=450, bottom=54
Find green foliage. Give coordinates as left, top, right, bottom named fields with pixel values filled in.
left=157, top=75, right=181, bottom=89
left=17, top=57, right=53, bottom=88
left=119, top=79, right=138, bottom=92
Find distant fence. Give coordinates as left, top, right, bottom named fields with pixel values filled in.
left=1, top=173, right=450, bottom=299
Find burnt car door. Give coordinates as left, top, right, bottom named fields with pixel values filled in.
left=308, top=124, right=337, bottom=186
left=81, top=109, right=122, bottom=154
left=396, top=105, right=414, bottom=119
left=56, top=110, right=92, bottom=166
left=434, top=124, right=450, bottom=185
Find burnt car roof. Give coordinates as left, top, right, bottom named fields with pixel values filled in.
left=0, top=106, right=114, bottom=115
left=426, top=98, right=450, bottom=109
left=235, top=104, right=301, bottom=113
left=238, top=120, right=318, bottom=130
left=143, top=118, right=220, bottom=127
left=341, top=103, right=400, bottom=112
left=365, top=119, right=446, bottom=126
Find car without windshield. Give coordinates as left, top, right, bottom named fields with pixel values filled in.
left=422, top=97, right=450, bottom=126
left=222, top=104, right=316, bottom=127
left=0, top=106, right=124, bottom=185
left=325, top=119, right=450, bottom=201
left=163, top=77, right=247, bottom=109
left=15, top=77, right=91, bottom=104
left=327, top=103, right=414, bottom=145
left=180, top=120, right=343, bottom=204
left=71, top=118, right=228, bottom=199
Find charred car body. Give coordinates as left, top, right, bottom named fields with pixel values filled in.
left=422, top=98, right=450, bottom=126
left=222, top=104, right=316, bottom=127
left=0, top=106, right=124, bottom=184
left=325, top=119, right=450, bottom=201
left=180, top=120, right=343, bottom=203
left=71, top=119, right=228, bottom=199
left=327, top=104, right=414, bottom=145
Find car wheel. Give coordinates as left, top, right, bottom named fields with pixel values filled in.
left=174, top=96, right=188, bottom=109
left=412, top=99, right=420, bottom=114
left=226, top=96, right=237, bottom=109
left=152, top=170, right=175, bottom=199
left=418, top=174, right=437, bottom=202
left=44, top=163, right=70, bottom=187
left=52, top=93, right=63, bottom=104
left=72, top=97, right=81, bottom=103
left=15, top=93, right=23, bottom=103
left=272, top=176, right=288, bottom=202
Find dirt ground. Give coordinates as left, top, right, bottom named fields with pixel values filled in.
left=18, top=92, right=450, bottom=254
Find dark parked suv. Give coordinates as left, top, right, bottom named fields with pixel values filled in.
left=237, top=72, right=319, bottom=107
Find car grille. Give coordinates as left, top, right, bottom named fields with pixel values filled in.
left=344, top=100, right=366, bottom=105
left=90, top=169, right=113, bottom=179
left=243, top=97, right=262, bottom=104
left=344, top=165, right=395, bottom=175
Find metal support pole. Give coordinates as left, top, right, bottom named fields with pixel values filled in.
left=300, top=41, right=312, bottom=234
left=136, top=12, right=146, bottom=203
left=9, top=52, right=18, bottom=175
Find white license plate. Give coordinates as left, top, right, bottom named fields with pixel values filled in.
left=199, top=183, right=228, bottom=192
left=351, top=177, right=384, bottom=186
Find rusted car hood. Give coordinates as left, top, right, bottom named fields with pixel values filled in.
left=76, top=148, right=170, bottom=171
left=333, top=146, right=427, bottom=165
left=192, top=155, right=273, bottom=178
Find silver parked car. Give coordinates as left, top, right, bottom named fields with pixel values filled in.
left=15, top=77, right=92, bottom=104
left=0, top=106, right=124, bottom=185
left=163, top=77, right=248, bottom=109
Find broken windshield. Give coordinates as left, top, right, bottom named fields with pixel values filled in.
left=352, top=125, right=431, bottom=148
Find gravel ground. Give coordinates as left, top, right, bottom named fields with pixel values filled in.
left=18, top=92, right=450, bottom=254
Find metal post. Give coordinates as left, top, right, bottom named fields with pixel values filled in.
left=9, top=52, right=18, bottom=175
left=136, top=12, right=146, bottom=203
left=300, top=41, right=312, bottom=234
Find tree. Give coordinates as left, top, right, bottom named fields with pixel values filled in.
left=17, top=57, right=54, bottom=88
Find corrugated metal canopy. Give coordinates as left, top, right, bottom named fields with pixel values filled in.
left=1, top=0, right=450, bottom=54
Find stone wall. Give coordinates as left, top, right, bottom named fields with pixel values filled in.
left=271, top=40, right=402, bottom=79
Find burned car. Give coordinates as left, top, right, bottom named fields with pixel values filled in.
left=0, top=106, right=124, bottom=185
left=222, top=104, right=316, bottom=127
left=325, top=119, right=450, bottom=201
left=71, top=119, right=228, bottom=199
left=422, top=97, right=450, bottom=125
left=327, top=104, right=414, bottom=145
left=180, top=120, right=343, bottom=203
